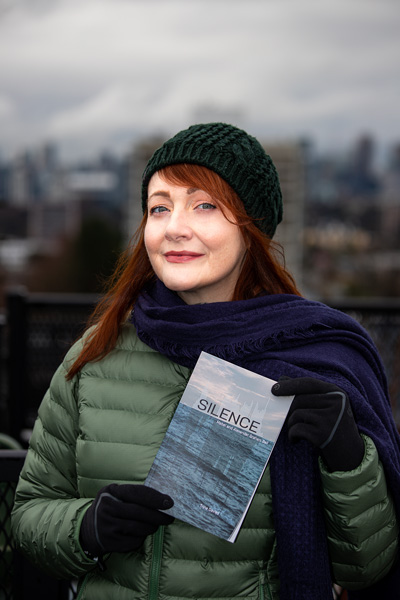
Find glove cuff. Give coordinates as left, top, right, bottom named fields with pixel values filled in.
left=80, top=505, right=103, bottom=558
left=321, top=422, right=365, bottom=472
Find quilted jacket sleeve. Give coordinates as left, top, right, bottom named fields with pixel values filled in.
left=320, top=434, right=399, bottom=590
left=11, top=340, right=95, bottom=579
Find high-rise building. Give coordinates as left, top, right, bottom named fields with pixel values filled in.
left=126, top=136, right=166, bottom=240
left=264, top=142, right=307, bottom=290
left=9, top=152, right=33, bottom=207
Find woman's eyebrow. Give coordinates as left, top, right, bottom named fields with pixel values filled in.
left=148, top=187, right=203, bottom=200
left=148, top=190, right=170, bottom=200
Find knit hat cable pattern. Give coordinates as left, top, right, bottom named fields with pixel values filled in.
left=141, top=122, right=283, bottom=238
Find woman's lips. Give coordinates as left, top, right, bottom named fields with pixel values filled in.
left=164, top=251, right=204, bottom=263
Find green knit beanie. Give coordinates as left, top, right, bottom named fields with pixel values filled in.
left=141, top=122, right=283, bottom=238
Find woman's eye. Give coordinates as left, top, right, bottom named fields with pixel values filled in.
left=197, top=202, right=217, bottom=210
left=149, top=205, right=169, bottom=214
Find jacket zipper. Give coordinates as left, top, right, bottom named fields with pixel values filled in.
left=259, top=571, right=265, bottom=600
left=260, top=570, right=273, bottom=600
left=148, top=526, right=164, bottom=600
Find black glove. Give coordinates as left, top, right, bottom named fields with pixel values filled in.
left=80, top=483, right=174, bottom=557
left=271, top=376, right=364, bottom=472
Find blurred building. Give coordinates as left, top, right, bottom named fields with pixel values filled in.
left=1, top=133, right=399, bottom=301
left=264, top=142, right=306, bottom=289
left=8, top=152, right=32, bottom=207
left=303, top=135, right=400, bottom=299
left=0, top=144, right=127, bottom=287
left=126, top=136, right=165, bottom=240
left=381, top=143, right=400, bottom=246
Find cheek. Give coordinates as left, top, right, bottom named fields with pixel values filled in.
left=144, top=232, right=160, bottom=275
left=144, top=226, right=158, bottom=255
left=208, top=227, right=246, bottom=259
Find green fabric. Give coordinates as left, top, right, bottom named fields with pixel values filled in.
left=11, top=324, right=398, bottom=599
left=141, top=122, right=283, bottom=238
left=321, top=434, right=399, bottom=589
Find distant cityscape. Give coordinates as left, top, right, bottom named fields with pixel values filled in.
left=0, top=132, right=399, bottom=306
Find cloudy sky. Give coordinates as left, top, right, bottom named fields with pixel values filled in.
left=0, top=0, right=399, bottom=161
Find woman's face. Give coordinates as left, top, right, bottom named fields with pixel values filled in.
left=144, top=172, right=247, bottom=305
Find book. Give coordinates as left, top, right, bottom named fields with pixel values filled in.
left=145, top=351, right=294, bottom=542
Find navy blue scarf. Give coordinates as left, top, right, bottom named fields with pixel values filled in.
left=132, top=280, right=400, bottom=599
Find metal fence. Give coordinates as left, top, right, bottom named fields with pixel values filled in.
left=0, top=290, right=399, bottom=599
left=1, top=289, right=97, bottom=443
left=0, top=449, right=77, bottom=599
left=0, top=290, right=93, bottom=598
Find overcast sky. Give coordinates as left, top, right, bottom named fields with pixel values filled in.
left=0, top=0, right=399, bottom=162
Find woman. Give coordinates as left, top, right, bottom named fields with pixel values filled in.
left=12, top=123, right=400, bottom=599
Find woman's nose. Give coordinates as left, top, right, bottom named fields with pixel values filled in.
left=164, top=209, right=193, bottom=240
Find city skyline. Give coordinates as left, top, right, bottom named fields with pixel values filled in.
left=0, top=0, right=399, bottom=161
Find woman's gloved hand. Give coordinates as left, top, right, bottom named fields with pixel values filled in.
left=271, top=376, right=364, bottom=472
left=80, top=483, right=174, bottom=557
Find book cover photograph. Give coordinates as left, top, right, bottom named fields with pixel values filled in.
left=145, top=351, right=293, bottom=542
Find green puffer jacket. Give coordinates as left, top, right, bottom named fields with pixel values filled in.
left=12, top=324, right=398, bottom=600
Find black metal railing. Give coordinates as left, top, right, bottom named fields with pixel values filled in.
left=2, top=289, right=97, bottom=443
left=0, top=449, right=77, bottom=599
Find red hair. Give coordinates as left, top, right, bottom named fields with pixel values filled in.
left=66, top=164, right=301, bottom=379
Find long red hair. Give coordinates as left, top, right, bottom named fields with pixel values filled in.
left=66, top=164, right=301, bottom=379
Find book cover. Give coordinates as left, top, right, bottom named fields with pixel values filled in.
left=145, top=351, right=294, bottom=542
